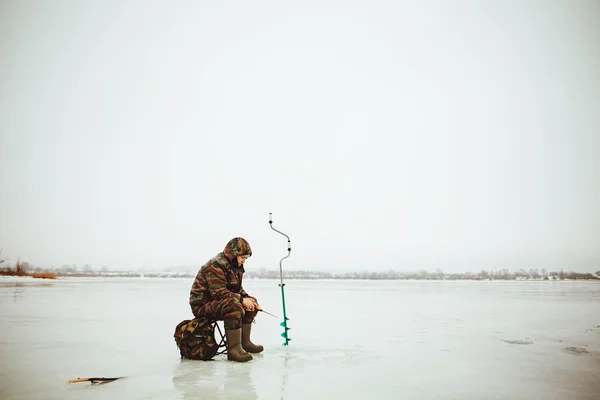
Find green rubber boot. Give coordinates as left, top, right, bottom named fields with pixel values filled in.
left=242, top=323, right=264, bottom=353
left=226, top=328, right=253, bottom=362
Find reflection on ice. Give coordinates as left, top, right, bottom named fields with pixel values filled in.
left=172, top=359, right=257, bottom=400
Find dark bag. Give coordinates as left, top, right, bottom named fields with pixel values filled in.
left=174, top=317, right=219, bottom=360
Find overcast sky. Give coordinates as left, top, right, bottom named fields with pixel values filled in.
left=1, top=1, right=599, bottom=273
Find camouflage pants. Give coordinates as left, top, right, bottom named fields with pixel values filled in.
left=191, top=296, right=257, bottom=330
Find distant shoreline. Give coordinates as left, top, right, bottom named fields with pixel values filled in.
left=2, top=258, right=599, bottom=281
left=0, top=270, right=600, bottom=282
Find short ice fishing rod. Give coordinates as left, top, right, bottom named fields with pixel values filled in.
left=256, top=305, right=279, bottom=319
left=269, top=212, right=291, bottom=346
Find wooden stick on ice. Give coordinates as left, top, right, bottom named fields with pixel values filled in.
left=68, top=377, right=123, bottom=384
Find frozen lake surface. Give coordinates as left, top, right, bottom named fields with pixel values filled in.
left=1, top=277, right=599, bottom=399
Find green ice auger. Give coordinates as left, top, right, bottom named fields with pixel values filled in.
left=269, top=212, right=291, bottom=346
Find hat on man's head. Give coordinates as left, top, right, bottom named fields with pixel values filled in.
left=224, top=237, right=252, bottom=260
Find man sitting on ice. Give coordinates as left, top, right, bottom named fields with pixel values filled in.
left=188, top=237, right=263, bottom=362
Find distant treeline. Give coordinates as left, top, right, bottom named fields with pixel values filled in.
left=245, top=268, right=600, bottom=281
left=0, top=258, right=57, bottom=279
left=2, top=258, right=599, bottom=281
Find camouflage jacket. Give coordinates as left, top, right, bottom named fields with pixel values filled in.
left=189, top=237, right=254, bottom=306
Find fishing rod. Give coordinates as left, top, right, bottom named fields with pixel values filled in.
left=269, top=212, right=291, bottom=346
left=256, top=305, right=279, bottom=319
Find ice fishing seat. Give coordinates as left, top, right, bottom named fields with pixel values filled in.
left=210, top=320, right=228, bottom=356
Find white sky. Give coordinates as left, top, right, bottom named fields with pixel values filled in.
left=1, top=1, right=599, bottom=273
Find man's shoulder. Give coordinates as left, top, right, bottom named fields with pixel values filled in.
left=201, top=253, right=229, bottom=273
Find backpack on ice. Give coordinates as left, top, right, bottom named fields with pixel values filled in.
left=173, top=318, right=221, bottom=360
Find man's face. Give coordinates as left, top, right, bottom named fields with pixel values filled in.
left=236, top=255, right=249, bottom=266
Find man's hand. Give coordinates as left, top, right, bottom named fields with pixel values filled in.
left=242, top=297, right=255, bottom=311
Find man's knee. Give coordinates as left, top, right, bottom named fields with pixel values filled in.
left=222, top=296, right=245, bottom=316
left=191, top=297, right=245, bottom=322
left=222, top=297, right=245, bottom=330
left=242, top=310, right=257, bottom=324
